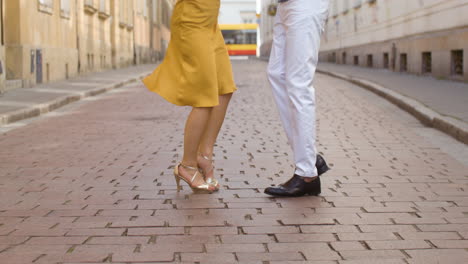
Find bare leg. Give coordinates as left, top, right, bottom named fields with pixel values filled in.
left=198, top=93, right=233, bottom=180
left=179, top=107, right=215, bottom=189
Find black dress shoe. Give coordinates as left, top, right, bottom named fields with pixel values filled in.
left=264, top=175, right=321, bottom=197
left=316, top=154, right=330, bottom=176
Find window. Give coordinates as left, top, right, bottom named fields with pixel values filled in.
left=221, top=29, right=257, bottom=45
left=354, top=55, right=359, bottom=66
left=38, top=0, right=53, bottom=14
left=342, top=0, right=349, bottom=13
left=137, top=0, right=144, bottom=15
left=84, top=0, right=98, bottom=14
left=98, top=0, right=110, bottom=19
left=144, top=0, right=148, bottom=18
left=39, top=0, right=53, bottom=7
left=117, top=0, right=133, bottom=26
left=422, top=52, right=432, bottom=74
left=451, top=50, right=463, bottom=76
left=342, top=52, right=347, bottom=64
left=354, top=0, right=362, bottom=9
left=60, top=0, right=71, bottom=17
left=100, top=0, right=106, bottom=12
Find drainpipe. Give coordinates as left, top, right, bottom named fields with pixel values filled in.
left=133, top=5, right=136, bottom=65
left=1, top=0, right=4, bottom=45
left=149, top=0, right=154, bottom=62
left=75, top=0, right=81, bottom=73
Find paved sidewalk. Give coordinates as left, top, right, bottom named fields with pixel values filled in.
left=0, top=59, right=467, bottom=263
left=0, top=64, right=157, bottom=126
left=318, top=63, right=468, bottom=144
left=318, top=63, right=468, bottom=123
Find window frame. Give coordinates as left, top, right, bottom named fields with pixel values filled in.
left=38, top=0, right=54, bottom=15
left=60, top=0, right=71, bottom=19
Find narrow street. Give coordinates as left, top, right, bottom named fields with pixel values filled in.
left=0, top=59, right=467, bottom=264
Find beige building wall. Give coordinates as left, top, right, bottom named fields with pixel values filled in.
left=0, top=0, right=5, bottom=93
left=320, top=0, right=468, bottom=81
left=1, top=0, right=174, bottom=92
left=134, top=0, right=174, bottom=64
left=77, top=0, right=112, bottom=74
left=134, top=0, right=157, bottom=64
left=110, top=0, right=135, bottom=69
left=4, top=0, right=78, bottom=88
left=134, top=0, right=151, bottom=64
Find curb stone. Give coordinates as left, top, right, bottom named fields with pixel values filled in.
left=318, top=69, right=468, bottom=145
left=0, top=73, right=150, bottom=127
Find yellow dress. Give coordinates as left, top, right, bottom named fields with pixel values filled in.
left=142, top=0, right=237, bottom=107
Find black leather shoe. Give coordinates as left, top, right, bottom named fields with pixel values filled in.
left=316, top=154, right=330, bottom=176
left=264, top=175, right=321, bottom=197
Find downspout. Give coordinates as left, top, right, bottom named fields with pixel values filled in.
left=149, top=0, right=154, bottom=62
left=133, top=5, right=136, bottom=65
left=1, top=0, right=4, bottom=45
left=75, top=0, right=81, bottom=73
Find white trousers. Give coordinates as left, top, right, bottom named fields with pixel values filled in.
left=267, top=0, right=329, bottom=177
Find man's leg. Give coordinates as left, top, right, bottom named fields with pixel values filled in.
left=283, top=0, right=329, bottom=178
left=267, top=7, right=294, bottom=146
left=264, top=0, right=330, bottom=197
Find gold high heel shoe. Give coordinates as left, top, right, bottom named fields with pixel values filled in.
left=174, top=163, right=214, bottom=194
left=198, top=153, right=220, bottom=191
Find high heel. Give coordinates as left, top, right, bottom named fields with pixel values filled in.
left=198, top=153, right=220, bottom=191
left=174, top=163, right=214, bottom=194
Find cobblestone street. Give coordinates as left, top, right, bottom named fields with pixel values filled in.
left=1, top=59, right=467, bottom=263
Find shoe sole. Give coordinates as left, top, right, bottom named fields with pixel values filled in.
left=264, top=191, right=321, bottom=197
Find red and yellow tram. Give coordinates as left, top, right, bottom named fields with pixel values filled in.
left=220, top=24, right=258, bottom=56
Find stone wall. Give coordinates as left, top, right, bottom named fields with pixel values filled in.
left=319, top=0, right=468, bottom=81
left=319, top=28, right=468, bottom=81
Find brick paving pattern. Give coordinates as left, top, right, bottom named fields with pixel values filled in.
left=0, top=60, right=467, bottom=263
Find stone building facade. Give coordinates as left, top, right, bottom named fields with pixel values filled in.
left=4, top=0, right=79, bottom=90
left=0, top=0, right=174, bottom=93
left=320, top=0, right=468, bottom=81
left=134, top=0, right=174, bottom=65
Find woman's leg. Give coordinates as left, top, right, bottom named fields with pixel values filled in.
left=198, top=93, right=233, bottom=180
left=179, top=107, right=215, bottom=189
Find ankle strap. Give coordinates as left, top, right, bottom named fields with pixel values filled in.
left=198, top=153, right=214, bottom=162
left=179, top=163, right=198, bottom=171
